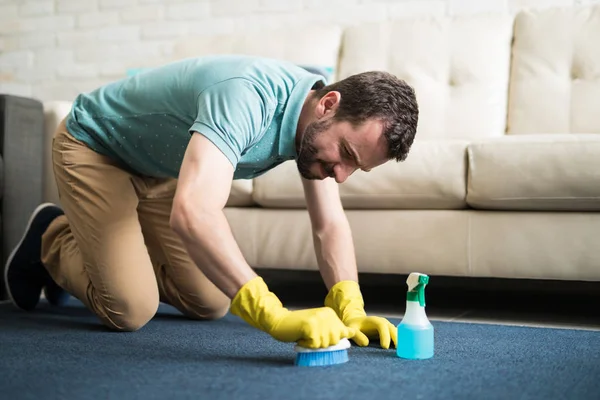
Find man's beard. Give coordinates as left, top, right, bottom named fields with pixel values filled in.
left=296, top=119, right=332, bottom=180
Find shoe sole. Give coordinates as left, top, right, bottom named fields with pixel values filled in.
left=3, top=202, right=59, bottom=310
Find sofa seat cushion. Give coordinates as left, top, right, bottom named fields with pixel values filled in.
left=467, top=134, right=600, bottom=210
left=252, top=140, right=469, bottom=209
left=228, top=180, right=255, bottom=207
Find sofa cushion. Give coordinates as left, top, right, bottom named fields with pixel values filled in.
left=228, top=180, right=255, bottom=207
left=337, top=14, right=514, bottom=140
left=508, top=5, right=600, bottom=134
left=252, top=140, right=468, bottom=209
left=173, top=25, right=342, bottom=81
left=467, top=134, right=600, bottom=210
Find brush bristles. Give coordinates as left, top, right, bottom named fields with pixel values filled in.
left=294, top=349, right=349, bottom=367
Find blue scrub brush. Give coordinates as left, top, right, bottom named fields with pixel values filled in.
left=294, top=338, right=351, bottom=367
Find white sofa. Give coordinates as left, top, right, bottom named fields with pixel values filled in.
left=42, top=4, right=600, bottom=284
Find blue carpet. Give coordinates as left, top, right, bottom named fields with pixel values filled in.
left=0, top=299, right=598, bottom=400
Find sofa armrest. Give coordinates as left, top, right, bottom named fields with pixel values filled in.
left=0, top=94, right=45, bottom=299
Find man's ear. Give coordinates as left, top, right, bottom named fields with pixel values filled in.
left=315, top=91, right=341, bottom=119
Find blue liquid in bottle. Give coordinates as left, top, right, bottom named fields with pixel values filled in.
left=396, top=322, right=434, bottom=360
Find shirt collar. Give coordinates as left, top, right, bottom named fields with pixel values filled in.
left=279, top=75, right=325, bottom=158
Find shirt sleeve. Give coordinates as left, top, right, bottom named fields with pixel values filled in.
left=189, top=78, right=268, bottom=169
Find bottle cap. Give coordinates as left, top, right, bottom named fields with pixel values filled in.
left=406, top=273, right=429, bottom=306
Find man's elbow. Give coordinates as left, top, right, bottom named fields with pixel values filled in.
left=170, top=193, right=201, bottom=237
left=170, top=198, right=222, bottom=241
left=170, top=201, right=190, bottom=239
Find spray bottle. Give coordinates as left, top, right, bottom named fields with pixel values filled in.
left=396, top=272, right=434, bottom=359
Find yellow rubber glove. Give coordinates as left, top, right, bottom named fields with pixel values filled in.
left=325, top=280, right=398, bottom=349
left=230, top=276, right=357, bottom=349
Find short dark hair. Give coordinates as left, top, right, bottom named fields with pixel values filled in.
left=312, top=71, right=419, bottom=162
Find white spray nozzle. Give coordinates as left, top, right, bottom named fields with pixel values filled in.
left=407, top=272, right=428, bottom=291
left=406, top=272, right=430, bottom=307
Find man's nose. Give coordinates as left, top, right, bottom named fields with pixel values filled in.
left=333, top=164, right=356, bottom=184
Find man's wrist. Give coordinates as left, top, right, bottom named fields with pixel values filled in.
left=230, top=276, right=286, bottom=332
left=324, top=280, right=366, bottom=321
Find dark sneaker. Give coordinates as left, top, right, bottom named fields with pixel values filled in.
left=43, top=279, right=70, bottom=306
left=4, top=203, right=65, bottom=311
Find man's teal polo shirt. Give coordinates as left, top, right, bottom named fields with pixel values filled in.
left=66, top=55, right=325, bottom=179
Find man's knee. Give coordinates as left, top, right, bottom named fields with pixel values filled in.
left=187, top=295, right=231, bottom=321
left=103, top=294, right=160, bottom=332
left=205, top=297, right=231, bottom=320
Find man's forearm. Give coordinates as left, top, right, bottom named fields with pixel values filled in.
left=171, top=208, right=257, bottom=299
left=312, top=218, right=359, bottom=290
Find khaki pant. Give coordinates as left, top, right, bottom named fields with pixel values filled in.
left=41, top=118, right=230, bottom=331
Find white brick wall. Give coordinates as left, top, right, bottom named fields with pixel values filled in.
left=20, top=1, right=55, bottom=17
left=0, top=0, right=599, bottom=102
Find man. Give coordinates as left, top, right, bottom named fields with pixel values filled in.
left=4, top=55, right=418, bottom=350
